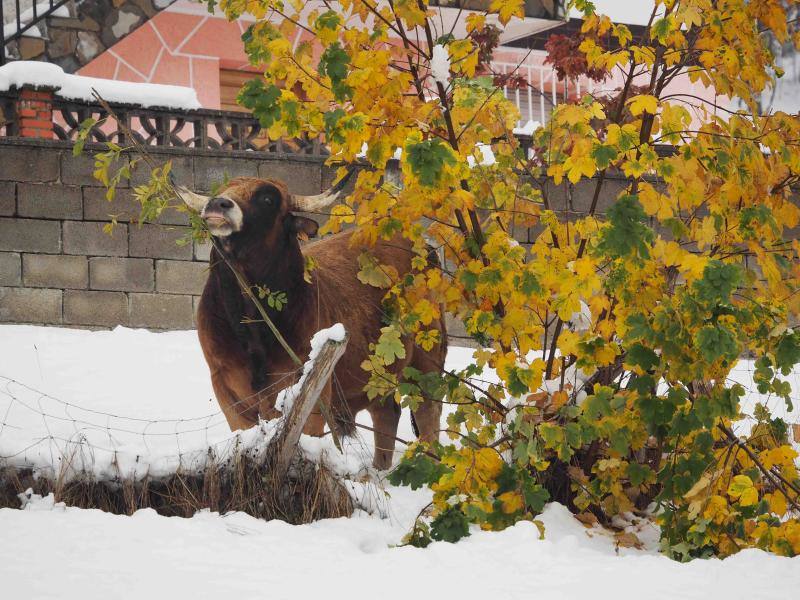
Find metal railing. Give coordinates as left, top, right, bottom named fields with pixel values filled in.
left=1, top=0, right=72, bottom=65
left=492, top=60, right=596, bottom=127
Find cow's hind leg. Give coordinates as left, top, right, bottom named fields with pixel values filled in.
left=368, top=401, right=401, bottom=470
left=408, top=334, right=445, bottom=444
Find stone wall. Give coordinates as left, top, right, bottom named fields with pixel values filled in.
left=0, top=137, right=330, bottom=328
left=4, top=0, right=174, bottom=71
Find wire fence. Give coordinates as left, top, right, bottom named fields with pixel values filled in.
left=1, top=359, right=798, bottom=478
left=0, top=368, right=381, bottom=492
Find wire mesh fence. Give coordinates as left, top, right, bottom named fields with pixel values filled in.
left=1, top=358, right=797, bottom=480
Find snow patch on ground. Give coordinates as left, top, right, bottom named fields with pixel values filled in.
left=1, top=324, right=799, bottom=598
left=2, top=489, right=799, bottom=599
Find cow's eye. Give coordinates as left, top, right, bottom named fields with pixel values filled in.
left=255, top=184, right=280, bottom=207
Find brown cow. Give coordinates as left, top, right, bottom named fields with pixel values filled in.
left=177, top=176, right=445, bottom=469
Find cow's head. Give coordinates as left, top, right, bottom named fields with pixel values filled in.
left=175, top=174, right=351, bottom=246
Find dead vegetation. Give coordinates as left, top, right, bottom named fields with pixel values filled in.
left=0, top=336, right=355, bottom=523
left=0, top=443, right=353, bottom=522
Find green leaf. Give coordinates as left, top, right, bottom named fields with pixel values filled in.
left=515, top=270, right=542, bottom=296
left=238, top=78, right=282, bottom=129
left=431, top=506, right=470, bottom=543
left=318, top=42, right=352, bottom=100
left=521, top=478, right=550, bottom=513
left=695, top=325, right=738, bottom=363
left=459, top=269, right=478, bottom=291
left=627, top=462, right=652, bottom=487
left=591, top=144, right=618, bottom=169
left=775, top=331, right=800, bottom=375
left=375, top=325, right=406, bottom=365
left=595, top=194, right=654, bottom=259
left=693, top=260, right=741, bottom=306
left=388, top=452, right=449, bottom=490
left=357, top=253, right=393, bottom=288
left=323, top=108, right=346, bottom=143
left=625, top=343, right=660, bottom=372
left=650, top=17, right=672, bottom=42
left=582, top=386, right=613, bottom=419
left=73, top=117, right=97, bottom=156
left=405, top=138, right=457, bottom=187
left=315, top=9, right=341, bottom=31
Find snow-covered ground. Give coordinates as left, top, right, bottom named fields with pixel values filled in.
left=1, top=324, right=799, bottom=598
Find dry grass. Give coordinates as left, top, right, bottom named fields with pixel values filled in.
left=0, top=442, right=353, bottom=523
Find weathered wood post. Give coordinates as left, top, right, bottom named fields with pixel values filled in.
left=271, top=333, right=349, bottom=484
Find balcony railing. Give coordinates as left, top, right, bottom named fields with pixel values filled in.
left=492, top=60, right=595, bottom=127
left=1, top=0, right=72, bottom=66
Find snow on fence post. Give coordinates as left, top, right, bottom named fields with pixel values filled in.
left=16, top=85, right=54, bottom=139
left=271, top=332, right=349, bottom=483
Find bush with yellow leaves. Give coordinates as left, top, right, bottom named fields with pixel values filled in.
left=137, top=0, right=800, bottom=558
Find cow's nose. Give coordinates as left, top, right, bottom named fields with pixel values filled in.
left=208, top=197, right=234, bottom=211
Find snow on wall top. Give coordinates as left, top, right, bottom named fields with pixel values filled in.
left=0, top=61, right=201, bottom=110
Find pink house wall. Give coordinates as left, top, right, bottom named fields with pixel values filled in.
left=78, top=1, right=256, bottom=110
left=78, top=1, right=721, bottom=124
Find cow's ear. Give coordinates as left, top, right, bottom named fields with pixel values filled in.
left=288, top=214, right=319, bottom=239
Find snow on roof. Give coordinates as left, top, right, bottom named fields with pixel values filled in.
left=0, top=61, right=201, bottom=110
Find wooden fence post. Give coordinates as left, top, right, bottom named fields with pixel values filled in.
left=272, top=334, right=349, bottom=483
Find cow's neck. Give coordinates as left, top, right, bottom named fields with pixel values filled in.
left=214, top=235, right=313, bottom=339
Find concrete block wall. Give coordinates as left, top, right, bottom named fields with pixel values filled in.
left=0, top=138, right=328, bottom=329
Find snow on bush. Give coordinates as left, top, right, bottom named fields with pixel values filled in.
left=430, top=44, right=451, bottom=86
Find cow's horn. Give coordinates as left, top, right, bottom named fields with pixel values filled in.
left=290, top=166, right=355, bottom=212
left=175, top=185, right=209, bottom=213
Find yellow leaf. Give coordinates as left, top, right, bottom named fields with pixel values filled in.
left=465, top=12, right=486, bottom=33
left=498, top=491, right=525, bottom=514
left=684, top=474, right=711, bottom=500
left=357, top=253, right=397, bottom=288
left=703, top=494, right=730, bottom=524
left=474, top=447, right=504, bottom=481
left=739, top=486, right=759, bottom=507
left=414, top=298, right=438, bottom=326
left=490, top=0, right=524, bottom=25
left=551, top=390, right=569, bottom=410
left=415, top=329, right=440, bottom=351
left=727, top=474, right=757, bottom=506
left=767, top=491, right=788, bottom=516
left=566, top=155, right=596, bottom=184
left=639, top=183, right=673, bottom=220
left=627, top=94, right=659, bottom=116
